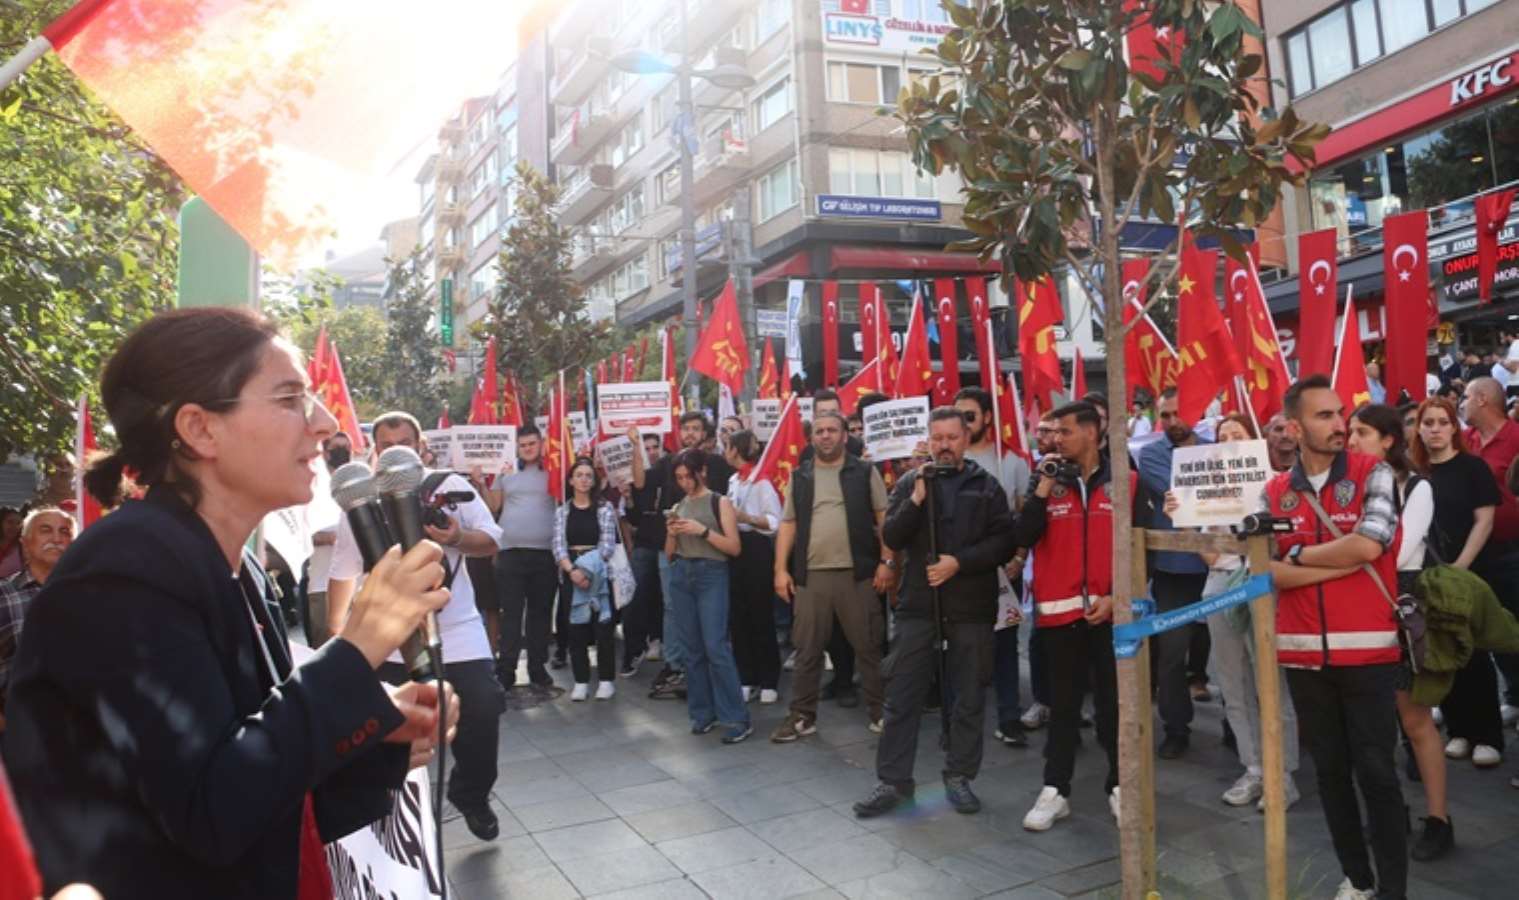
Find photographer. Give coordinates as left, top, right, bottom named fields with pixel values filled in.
left=328, top=412, right=507, bottom=841
left=853, top=408, right=1016, bottom=818
left=1013, top=401, right=1152, bottom=833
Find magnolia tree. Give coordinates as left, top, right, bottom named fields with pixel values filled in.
left=897, top=0, right=1324, bottom=891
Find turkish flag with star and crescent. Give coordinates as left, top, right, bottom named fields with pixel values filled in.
left=858, top=282, right=880, bottom=367
left=895, top=290, right=934, bottom=400
left=821, top=280, right=841, bottom=387
left=1383, top=210, right=1430, bottom=403
left=1297, top=229, right=1339, bottom=378
left=932, top=277, right=961, bottom=402
left=965, top=276, right=994, bottom=391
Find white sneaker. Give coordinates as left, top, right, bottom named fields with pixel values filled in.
left=1108, top=787, right=1121, bottom=823
left=1257, top=777, right=1301, bottom=812
left=824, top=653, right=834, bottom=672
left=741, top=685, right=756, bottom=702
left=869, top=719, right=883, bottom=734
left=1022, top=786, right=1070, bottom=831
left=1333, top=877, right=1376, bottom=900
left=1473, top=743, right=1503, bottom=767
left=1433, top=706, right=1444, bottom=727
left=1445, top=737, right=1472, bottom=759
left=571, top=683, right=589, bottom=701
left=1502, top=704, right=1519, bottom=727
left=783, top=650, right=797, bottom=671
left=1221, top=773, right=1263, bottom=807
left=595, top=682, right=615, bottom=701
left=1020, top=702, right=1050, bottom=730
left=645, top=640, right=662, bottom=662
left=759, top=689, right=779, bottom=704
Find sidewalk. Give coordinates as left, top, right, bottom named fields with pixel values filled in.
left=441, top=662, right=1519, bottom=899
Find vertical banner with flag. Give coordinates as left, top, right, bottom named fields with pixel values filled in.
left=690, top=279, right=750, bottom=395
left=1298, top=229, right=1339, bottom=378
left=1241, top=254, right=1293, bottom=424
left=1331, top=289, right=1373, bottom=414
left=1018, top=276, right=1064, bottom=409
left=75, top=394, right=102, bottom=528
left=1070, top=347, right=1088, bottom=401
left=545, top=372, right=569, bottom=502
left=785, top=279, right=806, bottom=381
left=1476, top=188, right=1516, bottom=305
left=895, top=289, right=934, bottom=400
left=1123, top=0, right=1184, bottom=84
left=751, top=395, right=805, bottom=495
left=1175, top=235, right=1245, bottom=424
left=1383, top=210, right=1431, bottom=403
left=965, top=276, right=994, bottom=392
left=821, top=280, right=841, bottom=388
left=932, top=277, right=961, bottom=403
left=859, top=282, right=880, bottom=366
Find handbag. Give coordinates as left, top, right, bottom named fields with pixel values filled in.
left=1298, top=489, right=1428, bottom=673
left=608, top=534, right=637, bottom=610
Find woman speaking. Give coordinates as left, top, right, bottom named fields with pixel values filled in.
left=2, top=308, right=456, bottom=898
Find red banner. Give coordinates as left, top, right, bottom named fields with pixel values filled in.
left=821, top=280, right=841, bottom=388
left=966, top=276, right=994, bottom=392
left=1383, top=210, right=1431, bottom=403
left=932, top=277, right=961, bottom=404
left=1297, top=229, right=1339, bottom=378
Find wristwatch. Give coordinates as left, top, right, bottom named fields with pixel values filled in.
left=881, top=558, right=897, bottom=570
left=1287, top=544, right=1305, bottom=566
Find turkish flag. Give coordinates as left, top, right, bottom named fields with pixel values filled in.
left=624, top=345, right=638, bottom=381
left=1383, top=210, right=1431, bottom=403
left=840, top=359, right=882, bottom=415
left=690, top=279, right=750, bottom=395
left=858, top=282, right=880, bottom=366
left=895, top=290, right=934, bottom=399
left=758, top=337, right=779, bottom=399
left=1477, top=188, right=1517, bottom=304
left=932, top=277, right=961, bottom=401
left=1123, top=0, right=1184, bottom=85
left=637, top=337, right=650, bottom=378
left=1332, top=294, right=1373, bottom=414
left=1070, top=347, right=1088, bottom=401
left=821, top=280, right=841, bottom=388
left=663, top=326, right=680, bottom=452
left=1238, top=253, right=1293, bottom=423
left=840, top=0, right=870, bottom=12
left=1298, top=229, right=1339, bottom=378
left=965, top=276, right=994, bottom=391
left=1017, top=275, right=1063, bottom=409
left=1121, top=259, right=1178, bottom=405
left=752, top=395, right=806, bottom=495
left=1224, top=246, right=1257, bottom=365
left=1176, top=234, right=1244, bottom=424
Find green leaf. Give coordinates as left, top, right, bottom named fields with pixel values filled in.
left=1057, top=49, right=1092, bottom=70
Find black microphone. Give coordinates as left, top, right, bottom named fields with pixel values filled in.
left=374, top=445, right=442, bottom=682
left=330, top=461, right=394, bottom=571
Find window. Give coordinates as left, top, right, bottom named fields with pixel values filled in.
left=609, top=254, right=649, bottom=298
left=752, top=76, right=793, bottom=133
left=1379, top=0, right=1429, bottom=54
left=1350, top=0, right=1381, bottom=65
left=827, top=61, right=900, bottom=104
left=1307, top=8, right=1353, bottom=87
left=470, top=206, right=498, bottom=248
left=419, top=176, right=435, bottom=210
left=657, top=236, right=679, bottom=279
left=756, top=0, right=789, bottom=43
left=756, top=158, right=800, bottom=222
left=901, top=0, right=948, bottom=23
left=828, top=149, right=936, bottom=198
left=656, top=163, right=681, bottom=206
left=611, top=113, right=645, bottom=168
left=1285, top=0, right=1497, bottom=97
left=498, top=123, right=518, bottom=181
left=607, top=185, right=645, bottom=234
left=419, top=213, right=435, bottom=249
left=469, top=258, right=498, bottom=300
left=651, top=84, right=677, bottom=135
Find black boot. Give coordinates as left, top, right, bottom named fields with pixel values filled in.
left=1411, top=815, right=1453, bottom=861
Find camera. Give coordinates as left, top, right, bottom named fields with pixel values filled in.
left=1036, top=456, right=1080, bottom=484
left=1232, top=513, right=1294, bottom=536
left=423, top=489, right=475, bottom=530
left=918, top=463, right=957, bottom=480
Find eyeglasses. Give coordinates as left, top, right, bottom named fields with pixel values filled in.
left=202, top=389, right=327, bottom=422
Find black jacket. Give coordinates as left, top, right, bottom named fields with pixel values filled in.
left=882, top=460, right=1017, bottom=624
left=787, top=453, right=880, bottom=586
left=2, top=487, right=409, bottom=898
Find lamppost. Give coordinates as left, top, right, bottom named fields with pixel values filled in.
left=608, top=2, right=754, bottom=403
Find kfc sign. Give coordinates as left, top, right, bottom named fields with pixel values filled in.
left=1451, top=57, right=1513, bottom=106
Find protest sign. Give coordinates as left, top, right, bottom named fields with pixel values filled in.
left=535, top=413, right=591, bottom=449
left=1169, top=439, right=1272, bottom=528
left=597, top=381, right=673, bottom=436
left=448, top=425, right=516, bottom=473
left=862, top=397, right=930, bottom=461
left=596, top=435, right=646, bottom=489
left=799, top=397, right=813, bottom=422
left=752, top=399, right=782, bottom=440
left=422, top=429, right=453, bottom=468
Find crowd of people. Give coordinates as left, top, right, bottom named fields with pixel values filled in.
left=8, top=308, right=1519, bottom=900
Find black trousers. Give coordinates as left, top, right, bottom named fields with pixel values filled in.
left=1186, top=623, right=1211, bottom=687
left=1475, top=553, right=1519, bottom=706
left=558, top=570, right=616, bottom=683
left=625, top=546, right=662, bottom=666
left=494, top=549, right=557, bottom=685
left=1151, top=570, right=1206, bottom=737
left=1042, top=620, right=1119, bottom=797
left=378, top=658, right=503, bottom=810
left=1286, top=664, right=1406, bottom=899
left=730, top=531, right=781, bottom=690
left=876, top=618, right=994, bottom=787
left=1439, top=651, right=1506, bottom=749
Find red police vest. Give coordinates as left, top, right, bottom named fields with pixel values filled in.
left=1030, top=468, right=1137, bottom=629
left=1264, top=451, right=1401, bottom=669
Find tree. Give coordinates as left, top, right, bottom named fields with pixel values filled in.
left=0, top=0, right=186, bottom=463
left=896, top=2, right=1325, bottom=894
left=284, top=304, right=391, bottom=422
left=379, top=249, right=449, bottom=423
left=482, top=162, right=620, bottom=412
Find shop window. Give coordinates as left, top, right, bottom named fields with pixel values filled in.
left=1285, top=0, right=1500, bottom=98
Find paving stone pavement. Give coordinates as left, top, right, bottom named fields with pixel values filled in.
left=438, top=654, right=1519, bottom=899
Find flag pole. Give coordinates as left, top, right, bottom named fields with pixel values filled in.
left=0, top=35, right=52, bottom=92
left=1330, top=284, right=1354, bottom=388
left=1234, top=374, right=1262, bottom=437
left=0, top=0, right=115, bottom=91
left=987, top=319, right=1004, bottom=465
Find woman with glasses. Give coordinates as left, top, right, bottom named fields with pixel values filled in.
left=2, top=308, right=456, bottom=897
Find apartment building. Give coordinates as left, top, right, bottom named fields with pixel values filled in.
left=1259, top=0, right=1519, bottom=357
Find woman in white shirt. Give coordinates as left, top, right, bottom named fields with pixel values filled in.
left=723, top=430, right=783, bottom=704
left=1348, top=403, right=1450, bottom=861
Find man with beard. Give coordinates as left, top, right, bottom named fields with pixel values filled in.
left=1137, top=388, right=1209, bottom=758
left=853, top=408, right=1015, bottom=817
left=1266, top=413, right=1298, bottom=473
left=1261, top=375, right=1404, bottom=900
left=0, top=508, right=76, bottom=736
left=304, top=433, right=351, bottom=646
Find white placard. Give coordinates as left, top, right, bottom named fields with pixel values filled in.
left=752, top=399, right=783, bottom=440
left=448, top=425, right=517, bottom=473
left=756, top=308, right=788, bottom=338
left=1168, top=439, right=1272, bottom=528
left=799, top=397, right=814, bottom=422
left=535, top=413, right=591, bottom=449
left=862, top=397, right=930, bottom=462
left=595, top=435, right=647, bottom=489
left=421, top=429, right=453, bottom=468
left=597, top=381, right=674, bottom=436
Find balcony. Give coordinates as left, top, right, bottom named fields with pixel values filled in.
left=556, top=164, right=615, bottom=223
left=691, top=45, right=747, bottom=109
left=690, top=125, right=750, bottom=206
left=436, top=201, right=466, bottom=225
left=439, top=119, right=464, bottom=141
left=550, top=100, right=617, bottom=167
left=435, top=154, right=465, bottom=183
left=551, top=35, right=614, bottom=107
left=571, top=233, right=621, bottom=279
left=437, top=243, right=466, bottom=268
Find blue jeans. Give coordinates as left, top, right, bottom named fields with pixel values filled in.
left=994, top=624, right=1022, bottom=725
left=669, top=557, right=748, bottom=728
left=657, top=552, right=686, bottom=670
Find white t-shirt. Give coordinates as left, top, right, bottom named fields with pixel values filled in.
left=307, top=524, right=336, bottom=593
left=1396, top=477, right=1433, bottom=572
left=1493, top=360, right=1512, bottom=389
left=330, top=472, right=502, bottom=663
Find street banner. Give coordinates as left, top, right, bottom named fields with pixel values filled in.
left=596, top=381, right=673, bottom=436
left=1168, top=439, right=1272, bottom=528
left=422, top=429, right=454, bottom=469
left=786, top=279, right=806, bottom=379
left=448, top=425, right=516, bottom=473
left=596, top=435, right=647, bottom=490
left=863, top=397, right=930, bottom=462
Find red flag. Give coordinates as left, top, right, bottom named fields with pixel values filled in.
left=1239, top=253, right=1293, bottom=424
left=74, top=394, right=102, bottom=527
left=0, top=766, right=43, bottom=900
left=467, top=378, right=492, bottom=425
left=876, top=289, right=899, bottom=389
left=481, top=337, right=500, bottom=421
left=858, top=282, right=880, bottom=366
left=1003, top=371, right=1032, bottom=463
left=1298, top=229, right=1339, bottom=377
left=1224, top=246, right=1258, bottom=365
left=663, top=326, right=681, bottom=452
left=596, top=358, right=609, bottom=387
left=757, top=337, right=780, bottom=399
left=965, top=276, right=994, bottom=391
left=690, top=279, right=750, bottom=394
left=1070, top=347, right=1088, bottom=400
left=637, top=337, right=650, bottom=378
left=545, top=373, right=569, bottom=503
left=314, top=342, right=367, bottom=451
left=1123, top=0, right=1184, bottom=84
left=307, top=325, right=330, bottom=387
left=1383, top=210, right=1430, bottom=403
left=839, top=360, right=882, bottom=416
left=437, top=408, right=452, bottom=430
left=931, top=277, right=962, bottom=403
left=1121, top=259, right=1178, bottom=404
left=501, top=371, right=524, bottom=427
left=821, top=280, right=841, bottom=388
left=895, top=290, right=934, bottom=399
left=1176, top=235, right=1245, bottom=424
left=751, top=395, right=806, bottom=495
left=1017, top=276, right=1064, bottom=409
left=780, top=354, right=793, bottom=400
left=840, top=0, right=870, bottom=13
left=1332, top=292, right=1373, bottom=414
left=1476, top=188, right=1516, bottom=304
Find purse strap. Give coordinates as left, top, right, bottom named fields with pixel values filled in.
left=1297, top=488, right=1402, bottom=614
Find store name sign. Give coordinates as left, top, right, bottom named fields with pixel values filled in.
left=824, top=12, right=883, bottom=45
left=1450, top=57, right=1513, bottom=106
left=817, top=194, right=941, bottom=222
left=821, top=10, right=953, bottom=52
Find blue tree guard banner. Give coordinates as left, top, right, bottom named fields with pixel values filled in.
left=1113, top=573, right=1275, bottom=659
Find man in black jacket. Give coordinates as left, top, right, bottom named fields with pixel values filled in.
left=854, top=407, right=1016, bottom=818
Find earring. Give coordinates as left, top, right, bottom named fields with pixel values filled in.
left=171, top=439, right=182, bottom=450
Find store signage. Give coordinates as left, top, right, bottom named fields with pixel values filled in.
left=820, top=8, right=953, bottom=54
left=823, top=12, right=884, bottom=45
left=1428, top=224, right=1518, bottom=263
left=1440, top=240, right=1519, bottom=303
left=1450, top=57, right=1513, bottom=106
left=756, top=308, right=788, bottom=338
left=817, top=194, right=941, bottom=222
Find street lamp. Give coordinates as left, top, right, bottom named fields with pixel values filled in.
left=607, top=5, right=755, bottom=404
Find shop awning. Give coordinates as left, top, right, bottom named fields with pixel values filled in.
left=753, top=250, right=811, bottom=288
left=829, top=246, right=1001, bottom=274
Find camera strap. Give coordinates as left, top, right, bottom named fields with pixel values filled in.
left=421, top=469, right=465, bottom=591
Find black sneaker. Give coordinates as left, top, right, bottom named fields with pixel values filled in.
left=1411, top=815, right=1454, bottom=861
left=550, top=651, right=568, bottom=670
left=852, top=782, right=914, bottom=819
left=995, top=720, right=1029, bottom=748
left=821, top=680, right=839, bottom=701
left=1157, top=734, right=1189, bottom=760
left=454, top=801, right=500, bottom=841
left=943, top=775, right=982, bottom=814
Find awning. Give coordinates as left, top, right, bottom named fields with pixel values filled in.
left=753, top=250, right=811, bottom=288
left=829, top=246, right=1001, bottom=274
